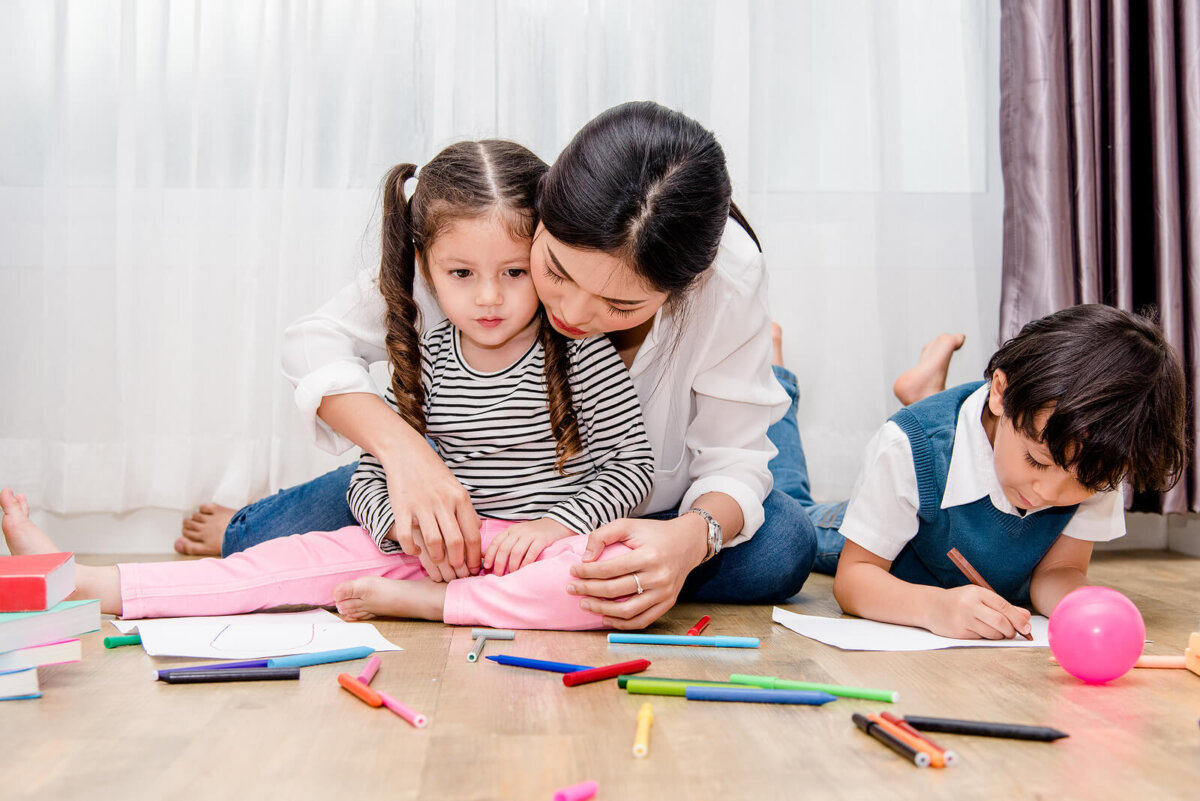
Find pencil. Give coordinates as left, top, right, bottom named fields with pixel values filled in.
left=946, top=547, right=1034, bottom=640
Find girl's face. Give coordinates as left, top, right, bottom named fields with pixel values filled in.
left=531, top=224, right=669, bottom=339
left=420, top=215, right=540, bottom=359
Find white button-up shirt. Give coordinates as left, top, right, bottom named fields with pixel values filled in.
left=280, top=219, right=788, bottom=545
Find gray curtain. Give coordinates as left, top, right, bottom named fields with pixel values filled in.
left=998, top=0, right=1200, bottom=513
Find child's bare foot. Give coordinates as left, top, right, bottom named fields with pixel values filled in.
left=771, top=322, right=784, bottom=367
left=333, top=576, right=447, bottom=622
left=1, top=488, right=59, bottom=556
left=893, top=333, right=966, bottom=405
left=175, top=503, right=234, bottom=556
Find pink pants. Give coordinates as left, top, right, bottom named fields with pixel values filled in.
left=118, top=519, right=631, bottom=630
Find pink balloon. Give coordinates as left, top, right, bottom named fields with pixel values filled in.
left=1048, top=586, right=1145, bottom=684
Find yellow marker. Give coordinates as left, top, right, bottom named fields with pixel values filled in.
left=632, top=702, right=654, bottom=758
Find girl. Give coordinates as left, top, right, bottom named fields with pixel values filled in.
left=0, top=141, right=655, bottom=630
left=181, top=101, right=818, bottom=630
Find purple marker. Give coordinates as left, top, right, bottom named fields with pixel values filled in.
left=154, top=659, right=270, bottom=680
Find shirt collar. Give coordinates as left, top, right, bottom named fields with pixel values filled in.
left=941, top=383, right=1027, bottom=515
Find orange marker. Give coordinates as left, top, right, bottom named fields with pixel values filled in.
left=880, top=711, right=958, bottom=766
left=686, top=615, right=711, bottom=636
left=338, top=672, right=383, bottom=707
left=869, top=713, right=945, bottom=768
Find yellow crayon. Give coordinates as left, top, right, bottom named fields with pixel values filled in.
left=632, top=702, right=654, bottom=758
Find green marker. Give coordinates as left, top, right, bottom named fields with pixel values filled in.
left=625, top=677, right=743, bottom=697
left=103, top=634, right=142, bottom=649
left=617, top=674, right=743, bottom=690
left=729, top=673, right=898, bottom=703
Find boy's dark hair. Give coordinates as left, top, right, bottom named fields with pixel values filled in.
left=985, top=304, right=1188, bottom=493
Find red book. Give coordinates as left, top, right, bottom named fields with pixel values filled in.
left=0, top=553, right=75, bottom=612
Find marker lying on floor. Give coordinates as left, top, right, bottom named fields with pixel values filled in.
left=338, top=672, right=382, bottom=707
left=378, top=690, right=428, bottom=728
left=607, top=633, right=759, bottom=648
left=155, top=659, right=270, bottom=680
left=903, top=715, right=1068, bottom=741
left=103, top=634, right=142, bottom=649
left=684, top=686, right=837, bottom=705
left=563, top=659, right=651, bottom=687
left=468, top=629, right=516, bottom=663
left=869, top=713, right=946, bottom=767
left=686, top=616, right=711, bottom=636
left=553, top=780, right=597, bottom=801
left=729, top=673, right=898, bottom=703
left=158, top=667, right=300, bottom=684
left=267, top=646, right=375, bottom=668
left=618, top=675, right=741, bottom=690
left=852, top=713, right=929, bottom=768
left=357, top=655, right=382, bottom=685
left=632, top=703, right=653, bottom=758
left=625, top=678, right=744, bottom=697
left=880, top=711, right=958, bottom=766
left=485, top=655, right=592, bottom=673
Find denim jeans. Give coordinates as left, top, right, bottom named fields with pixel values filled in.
left=223, top=367, right=824, bottom=602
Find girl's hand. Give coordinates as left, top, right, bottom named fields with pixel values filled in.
left=565, top=515, right=708, bottom=630
left=381, top=447, right=481, bottom=582
left=928, top=585, right=1033, bottom=640
left=482, top=518, right=575, bottom=576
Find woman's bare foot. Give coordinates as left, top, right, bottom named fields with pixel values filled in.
left=175, top=503, right=235, bottom=556
left=1, top=488, right=123, bottom=614
left=771, top=322, right=784, bottom=367
left=333, top=576, right=447, bottom=621
left=893, top=333, right=966, bottom=406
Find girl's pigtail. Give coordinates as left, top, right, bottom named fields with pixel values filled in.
left=378, top=163, right=426, bottom=434
left=538, top=311, right=583, bottom=473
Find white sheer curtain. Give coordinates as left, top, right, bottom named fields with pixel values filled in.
left=0, top=0, right=1000, bottom=545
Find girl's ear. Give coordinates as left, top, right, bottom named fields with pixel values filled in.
left=987, top=369, right=1008, bottom=417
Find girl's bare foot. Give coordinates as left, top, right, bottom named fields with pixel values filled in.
left=771, top=322, right=784, bottom=367
left=175, top=503, right=235, bottom=556
left=333, top=576, right=447, bottom=621
left=2, top=488, right=123, bottom=614
left=893, top=333, right=966, bottom=406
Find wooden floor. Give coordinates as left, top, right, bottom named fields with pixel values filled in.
left=4, top=550, right=1199, bottom=801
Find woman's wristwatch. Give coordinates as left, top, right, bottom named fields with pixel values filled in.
left=686, top=507, right=722, bottom=563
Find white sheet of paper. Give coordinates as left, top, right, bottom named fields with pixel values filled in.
left=109, top=609, right=403, bottom=658
left=772, top=606, right=1049, bottom=652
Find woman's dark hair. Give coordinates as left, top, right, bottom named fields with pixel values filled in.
left=985, top=304, right=1188, bottom=493
left=379, top=140, right=584, bottom=472
left=536, top=101, right=753, bottom=298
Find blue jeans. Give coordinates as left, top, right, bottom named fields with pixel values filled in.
left=224, top=368, right=823, bottom=602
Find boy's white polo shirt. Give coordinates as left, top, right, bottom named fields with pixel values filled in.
left=838, top=383, right=1125, bottom=562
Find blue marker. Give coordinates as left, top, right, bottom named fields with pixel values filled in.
left=267, top=646, right=375, bottom=668
left=684, top=686, right=837, bottom=705
left=485, top=655, right=592, bottom=673
left=607, top=633, right=760, bottom=648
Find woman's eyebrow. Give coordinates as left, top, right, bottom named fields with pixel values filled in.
left=545, top=245, right=645, bottom=307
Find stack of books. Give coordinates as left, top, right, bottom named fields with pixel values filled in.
left=0, top=553, right=100, bottom=701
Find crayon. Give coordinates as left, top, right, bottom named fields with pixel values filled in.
left=632, top=702, right=653, bottom=758
left=683, top=686, right=837, bottom=705
left=852, top=712, right=929, bottom=767
left=618, top=675, right=742, bottom=690
left=158, top=667, right=300, bottom=684
left=625, top=678, right=744, bottom=697
left=903, top=715, right=1068, bottom=741
left=563, top=659, right=651, bottom=687
left=729, top=673, right=898, bottom=703
left=103, top=634, right=142, bottom=649
left=357, top=655, right=382, bottom=685
left=267, top=646, right=375, bottom=668
left=869, top=713, right=945, bottom=767
left=155, top=659, right=270, bottom=680
left=880, top=711, right=958, bottom=766
left=553, top=780, right=597, bottom=801
left=686, top=615, right=711, bottom=636
left=337, top=672, right=383, bottom=707
left=947, top=547, right=1033, bottom=640
left=485, top=655, right=592, bottom=673
left=378, top=690, right=428, bottom=728
left=470, top=629, right=516, bottom=640
left=607, top=633, right=759, bottom=648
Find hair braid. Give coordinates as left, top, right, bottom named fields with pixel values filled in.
left=378, top=163, right=426, bottom=434
left=538, top=311, right=583, bottom=473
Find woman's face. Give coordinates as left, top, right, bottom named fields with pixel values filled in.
left=530, top=224, right=669, bottom=338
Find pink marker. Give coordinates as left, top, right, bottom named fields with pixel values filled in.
left=378, top=690, right=428, bottom=728
left=357, top=655, right=382, bottom=685
left=553, top=780, right=597, bottom=801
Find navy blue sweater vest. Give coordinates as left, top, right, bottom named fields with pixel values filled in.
left=887, top=382, right=1077, bottom=604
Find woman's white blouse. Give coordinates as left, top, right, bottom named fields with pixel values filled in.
left=281, top=219, right=788, bottom=545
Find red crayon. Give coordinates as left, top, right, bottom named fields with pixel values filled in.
left=686, top=615, right=712, bottom=636
left=562, top=659, right=652, bottom=687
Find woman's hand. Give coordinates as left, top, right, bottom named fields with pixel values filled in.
left=482, top=518, right=575, bottom=576
left=927, top=585, right=1033, bottom=640
left=565, top=514, right=709, bottom=630
left=381, top=446, right=481, bottom=582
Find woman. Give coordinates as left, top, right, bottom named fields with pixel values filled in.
left=185, top=101, right=818, bottom=629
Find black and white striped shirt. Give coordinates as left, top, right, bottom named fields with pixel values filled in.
left=349, top=319, right=655, bottom=551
